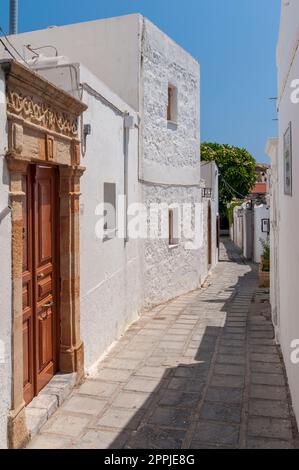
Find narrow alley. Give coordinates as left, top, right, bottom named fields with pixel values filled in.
left=28, top=239, right=299, bottom=449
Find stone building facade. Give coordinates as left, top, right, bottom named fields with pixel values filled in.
left=0, top=60, right=86, bottom=447
left=0, top=15, right=219, bottom=447
left=1, top=14, right=204, bottom=308
left=140, top=19, right=201, bottom=307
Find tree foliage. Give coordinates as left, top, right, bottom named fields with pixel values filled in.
left=201, top=142, right=256, bottom=215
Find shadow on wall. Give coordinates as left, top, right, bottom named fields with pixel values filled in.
left=105, top=242, right=261, bottom=449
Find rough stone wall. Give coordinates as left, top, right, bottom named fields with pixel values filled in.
left=141, top=19, right=199, bottom=174
left=0, top=69, right=11, bottom=449
left=141, top=19, right=202, bottom=307
left=142, top=184, right=201, bottom=308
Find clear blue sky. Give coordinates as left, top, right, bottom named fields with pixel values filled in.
left=1, top=0, right=281, bottom=163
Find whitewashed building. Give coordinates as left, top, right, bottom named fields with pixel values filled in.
left=232, top=205, right=244, bottom=252
left=12, top=17, right=204, bottom=300
left=0, top=54, right=142, bottom=449
left=0, top=16, right=211, bottom=447
left=265, top=0, right=299, bottom=427
left=28, top=58, right=143, bottom=372
left=252, top=204, right=270, bottom=264
left=231, top=201, right=270, bottom=264
left=3, top=15, right=202, bottom=307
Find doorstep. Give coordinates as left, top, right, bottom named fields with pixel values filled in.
left=25, top=372, right=77, bottom=439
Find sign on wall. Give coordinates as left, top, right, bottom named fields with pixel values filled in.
left=284, top=122, right=292, bottom=196
left=261, top=218, right=270, bottom=234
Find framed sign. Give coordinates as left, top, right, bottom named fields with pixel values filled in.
left=284, top=122, right=292, bottom=196
left=261, top=218, right=270, bottom=234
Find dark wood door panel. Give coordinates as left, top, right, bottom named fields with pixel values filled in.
left=23, top=316, right=34, bottom=404
left=22, top=165, right=59, bottom=404
left=36, top=178, right=52, bottom=264
left=34, top=166, right=57, bottom=395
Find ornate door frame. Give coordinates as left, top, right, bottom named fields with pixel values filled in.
left=2, top=61, right=87, bottom=448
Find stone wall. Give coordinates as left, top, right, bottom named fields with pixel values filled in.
left=142, top=184, right=202, bottom=308
left=141, top=19, right=202, bottom=307
left=140, top=18, right=200, bottom=184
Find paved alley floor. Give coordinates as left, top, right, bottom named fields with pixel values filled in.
left=28, top=239, right=299, bottom=449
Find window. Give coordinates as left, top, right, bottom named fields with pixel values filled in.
left=167, top=84, right=178, bottom=124
left=169, top=208, right=179, bottom=246
left=103, top=182, right=116, bottom=235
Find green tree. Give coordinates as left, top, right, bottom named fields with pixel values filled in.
left=201, top=142, right=256, bottom=216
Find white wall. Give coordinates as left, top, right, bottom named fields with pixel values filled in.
left=266, top=138, right=280, bottom=341
left=253, top=205, right=269, bottom=264
left=276, top=0, right=299, bottom=98
left=1, top=14, right=203, bottom=309
left=140, top=18, right=200, bottom=186
left=78, top=66, right=142, bottom=370
left=3, top=12, right=203, bottom=363
left=0, top=69, right=12, bottom=449
left=233, top=206, right=244, bottom=250
left=80, top=70, right=142, bottom=369
left=140, top=19, right=202, bottom=307
left=0, top=14, right=142, bottom=111
left=32, top=61, right=142, bottom=370
left=276, top=0, right=299, bottom=425
left=201, top=161, right=220, bottom=271
left=243, top=206, right=254, bottom=260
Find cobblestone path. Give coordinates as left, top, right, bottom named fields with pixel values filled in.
left=28, top=239, right=299, bottom=449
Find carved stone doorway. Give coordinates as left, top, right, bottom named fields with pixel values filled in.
left=2, top=60, right=87, bottom=448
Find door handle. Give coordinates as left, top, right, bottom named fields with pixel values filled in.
left=37, top=273, right=45, bottom=279
left=42, top=301, right=54, bottom=309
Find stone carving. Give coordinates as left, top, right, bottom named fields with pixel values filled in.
left=7, top=88, right=78, bottom=137
left=12, top=123, right=23, bottom=154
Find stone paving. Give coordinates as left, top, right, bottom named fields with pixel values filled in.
left=28, top=239, right=299, bottom=449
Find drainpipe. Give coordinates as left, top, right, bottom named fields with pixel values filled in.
left=123, top=114, right=135, bottom=244
left=9, top=0, right=18, bottom=35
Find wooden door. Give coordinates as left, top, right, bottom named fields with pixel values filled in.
left=22, top=165, right=59, bottom=404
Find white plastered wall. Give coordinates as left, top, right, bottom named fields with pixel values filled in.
left=0, top=68, right=12, bottom=449
left=253, top=205, right=269, bottom=264
left=276, top=0, right=299, bottom=426
left=32, top=61, right=142, bottom=370
left=0, top=14, right=142, bottom=111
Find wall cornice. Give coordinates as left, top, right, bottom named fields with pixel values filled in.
left=1, top=60, right=87, bottom=167
left=2, top=60, right=87, bottom=117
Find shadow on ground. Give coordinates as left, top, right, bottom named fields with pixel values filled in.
left=102, top=240, right=298, bottom=449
